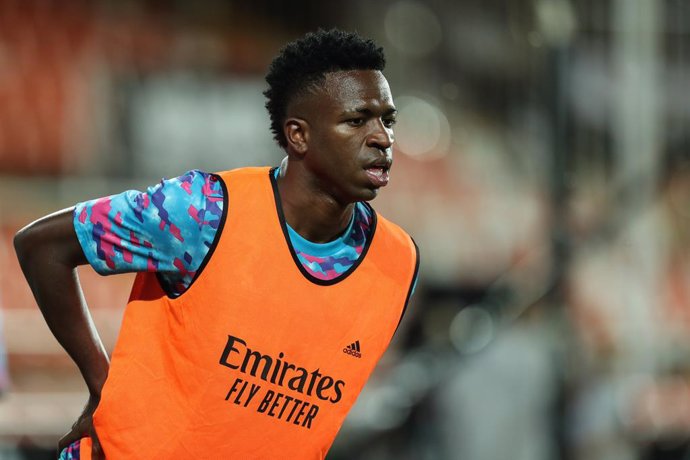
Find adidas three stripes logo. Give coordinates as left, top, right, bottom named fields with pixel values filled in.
left=343, top=340, right=362, bottom=358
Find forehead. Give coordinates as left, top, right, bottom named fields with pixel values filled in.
left=315, top=70, right=394, bottom=110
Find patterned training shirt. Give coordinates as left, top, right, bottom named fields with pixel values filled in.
left=73, top=169, right=376, bottom=297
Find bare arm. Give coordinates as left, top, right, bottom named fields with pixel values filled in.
left=14, top=207, right=107, bottom=457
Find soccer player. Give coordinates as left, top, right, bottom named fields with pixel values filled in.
left=15, top=29, right=419, bottom=459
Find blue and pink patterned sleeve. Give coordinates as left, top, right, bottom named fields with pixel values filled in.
left=73, top=170, right=224, bottom=297
left=58, top=440, right=81, bottom=460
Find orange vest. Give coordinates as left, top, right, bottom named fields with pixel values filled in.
left=86, top=167, right=418, bottom=459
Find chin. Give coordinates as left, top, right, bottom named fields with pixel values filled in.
left=337, top=184, right=379, bottom=204
left=357, top=188, right=379, bottom=202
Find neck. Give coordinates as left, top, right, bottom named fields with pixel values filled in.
left=276, top=161, right=355, bottom=244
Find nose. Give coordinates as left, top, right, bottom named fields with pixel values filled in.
left=366, top=120, right=394, bottom=152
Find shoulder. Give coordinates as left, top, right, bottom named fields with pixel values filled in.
left=370, top=207, right=413, bottom=246
left=372, top=206, right=419, bottom=260
left=152, top=169, right=225, bottom=216
left=214, top=166, right=273, bottom=182
left=164, top=169, right=224, bottom=198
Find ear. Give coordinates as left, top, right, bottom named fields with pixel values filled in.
left=284, top=118, right=309, bottom=156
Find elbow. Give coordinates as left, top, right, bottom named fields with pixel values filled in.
left=15, top=208, right=86, bottom=270
left=14, top=226, right=28, bottom=257
left=14, top=220, right=51, bottom=266
left=13, top=208, right=84, bottom=269
left=14, top=224, right=37, bottom=264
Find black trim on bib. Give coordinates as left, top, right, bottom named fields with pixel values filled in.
left=395, top=238, right=420, bottom=333
left=268, top=167, right=377, bottom=286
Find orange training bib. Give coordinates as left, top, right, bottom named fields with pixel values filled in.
left=92, top=167, right=419, bottom=458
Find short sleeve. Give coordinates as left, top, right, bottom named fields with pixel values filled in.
left=73, top=170, right=224, bottom=296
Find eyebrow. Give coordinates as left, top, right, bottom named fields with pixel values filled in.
left=341, top=107, right=398, bottom=117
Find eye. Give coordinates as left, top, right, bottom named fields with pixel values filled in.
left=347, top=118, right=365, bottom=127
left=383, top=118, right=397, bottom=128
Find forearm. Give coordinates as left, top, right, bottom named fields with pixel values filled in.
left=25, top=259, right=109, bottom=395
left=14, top=209, right=109, bottom=396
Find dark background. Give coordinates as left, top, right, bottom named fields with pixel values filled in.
left=1, top=1, right=690, bottom=459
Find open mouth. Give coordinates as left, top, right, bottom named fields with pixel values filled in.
left=364, top=165, right=390, bottom=187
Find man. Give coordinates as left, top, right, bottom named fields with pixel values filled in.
left=15, top=29, right=419, bottom=459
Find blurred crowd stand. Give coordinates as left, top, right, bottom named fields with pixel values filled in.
left=1, top=0, right=690, bottom=459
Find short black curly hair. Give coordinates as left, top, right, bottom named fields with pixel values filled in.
left=264, top=29, right=386, bottom=149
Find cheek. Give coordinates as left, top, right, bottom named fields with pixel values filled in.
left=333, top=143, right=363, bottom=170
left=324, top=133, right=361, bottom=163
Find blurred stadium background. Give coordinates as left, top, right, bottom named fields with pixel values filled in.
left=1, top=0, right=689, bottom=459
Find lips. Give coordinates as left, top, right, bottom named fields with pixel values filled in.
left=364, top=166, right=390, bottom=187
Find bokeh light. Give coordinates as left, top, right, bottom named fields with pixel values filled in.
left=393, top=95, right=451, bottom=159
left=384, top=0, right=442, bottom=58
left=449, top=306, right=495, bottom=355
